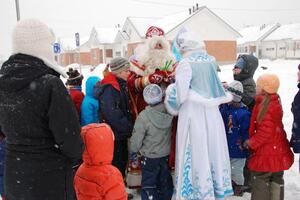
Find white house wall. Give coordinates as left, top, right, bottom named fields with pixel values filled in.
left=166, top=9, right=238, bottom=41
left=260, top=41, right=276, bottom=59
left=123, top=19, right=143, bottom=43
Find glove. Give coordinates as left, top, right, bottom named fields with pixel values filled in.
left=148, top=70, right=166, bottom=84
left=243, top=139, right=250, bottom=149
left=166, top=74, right=175, bottom=83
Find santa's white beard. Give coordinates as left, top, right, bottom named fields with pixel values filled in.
left=139, top=49, right=175, bottom=74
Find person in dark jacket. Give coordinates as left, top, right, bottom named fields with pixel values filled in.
left=233, top=53, right=258, bottom=190
left=220, top=81, right=251, bottom=196
left=0, top=19, right=83, bottom=200
left=0, top=127, right=5, bottom=199
left=94, top=57, right=133, bottom=178
left=233, top=54, right=258, bottom=111
left=290, top=64, right=300, bottom=170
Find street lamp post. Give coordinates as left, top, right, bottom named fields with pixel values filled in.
left=15, top=0, right=20, bottom=21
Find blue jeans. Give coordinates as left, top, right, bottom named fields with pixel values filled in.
left=141, top=156, right=173, bottom=200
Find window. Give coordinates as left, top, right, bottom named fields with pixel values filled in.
left=106, top=49, right=113, bottom=57
left=92, top=50, right=97, bottom=60
left=115, top=51, right=121, bottom=57
left=266, top=48, right=275, bottom=51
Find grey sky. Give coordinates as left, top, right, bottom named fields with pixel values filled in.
left=1, top=0, right=300, bottom=58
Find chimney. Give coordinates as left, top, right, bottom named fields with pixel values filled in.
left=196, top=3, right=199, bottom=10
left=193, top=6, right=195, bottom=12
left=189, top=8, right=192, bottom=15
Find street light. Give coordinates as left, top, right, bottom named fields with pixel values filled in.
left=15, top=0, right=20, bottom=21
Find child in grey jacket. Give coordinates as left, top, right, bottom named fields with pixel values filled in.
left=130, top=84, right=174, bottom=200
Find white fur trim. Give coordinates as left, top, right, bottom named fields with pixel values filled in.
left=187, top=90, right=233, bottom=107
left=130, top=63, right=146, bottom=76
left=164, top=83, right=179, bottom=116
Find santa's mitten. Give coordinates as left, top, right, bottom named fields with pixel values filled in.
left=166, top=74, right=175, bottom=83
left=148, top=70, right=165, bottom=84
left=128, top=152, right=141, bottom=172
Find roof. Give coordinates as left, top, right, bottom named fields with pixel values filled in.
left=237, top=23, right=280, bottom=44
left=264, top=23, right=300, bottom=41
left=92, top=27, right=120, bottom=44
left=128, top=6, right=240, bottom=39
left=127, top=16, right=159, bottom=38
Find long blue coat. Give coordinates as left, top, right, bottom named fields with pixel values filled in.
left=80, top=76, right=101, bottom=126
left=220, top=103, right=251, bottom=158
left=291, top=83, right=300, bottom=153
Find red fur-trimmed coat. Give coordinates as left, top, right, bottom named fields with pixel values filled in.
left=247, top=94, right=294, bottom=172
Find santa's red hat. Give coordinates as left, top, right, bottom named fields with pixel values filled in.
left=145, top=26, right=164, bottom=38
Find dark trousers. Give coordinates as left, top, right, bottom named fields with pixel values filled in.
left=112, top=139, right=128, bottom=178
left=251, top=171, right=284, bottom=200
left=141, top=156, right=173, bottom=200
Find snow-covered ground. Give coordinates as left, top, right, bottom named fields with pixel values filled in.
left=67, top=59, right=300, bottom=200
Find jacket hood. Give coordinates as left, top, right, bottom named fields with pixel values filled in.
left=0, top=54, right=59, bottom=92
left=85, top=76, right=100, bottom=97
left=234, top=54, right=258, bottom=81
left=81, top=123, right=114, bottom=166
left=100, top=72, right=120, bottom=91
left=145, top=104, right=173, bottom=129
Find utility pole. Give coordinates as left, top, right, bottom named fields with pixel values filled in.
left=15, top=0, right=20, bottom=21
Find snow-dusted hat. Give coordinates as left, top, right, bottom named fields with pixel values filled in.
left=66, top=68, right=84, bottom=86
left=256, top=73, right=280, bottom=94
left=175, top=29, right=206, bottom=52
left=12, top=19, right=67, bottom=77
left=143, top=84, right=163, bottom=105
left=227, top=81, right=243, bottom=102
left=109, top=57, right=130, bottom=74
left=145, top=26, right=164, bottom=39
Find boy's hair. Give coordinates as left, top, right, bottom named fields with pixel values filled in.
left=143, top=84, right=163, bottom=105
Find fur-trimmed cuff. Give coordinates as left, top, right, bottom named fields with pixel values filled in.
left=134, top=76, right=150, bottom=91
left=188, top=90, right=233, bottom=107
left=164, top=83, right=180, bottom=116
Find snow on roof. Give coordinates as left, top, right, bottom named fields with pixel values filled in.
left=237, top=24, right=279, bottom=44
left=128, top=11, right=192, bottom=38
left=153, top=11, right=191, bottom=34
left=93, top=27, right=119, bottom=43
left=128, top=17, right=158, bottom=37
left=60, top=36, right=89, bottom=51
left=128, top=6, right=239, bottom=39
left=264, top=23, right=300, bottom=41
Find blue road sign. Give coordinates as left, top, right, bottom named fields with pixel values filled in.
left=53, top=43, right=61, bottom=54
left=75, top=32, right=80, bottom=47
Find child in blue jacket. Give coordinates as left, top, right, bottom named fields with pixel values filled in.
left=80, top=76, right=101, bottom=126
left=220, top=80, right=251, bottom=196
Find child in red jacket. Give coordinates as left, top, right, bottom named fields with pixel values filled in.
left=74, top=123, right=127, bottom=200
left=243, top=73, right=294, bottom=200
left=66, top=68, right=85, bottom=118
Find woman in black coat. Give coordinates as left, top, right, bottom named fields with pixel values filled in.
left=0, top=19, right=83, bottom=200
left=291, top=64, right=300, bottom=154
